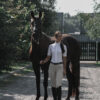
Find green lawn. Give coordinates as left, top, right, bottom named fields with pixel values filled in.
left=96, top=61, right=100, bottom=66
left=0, top=61, right=32, bottom=75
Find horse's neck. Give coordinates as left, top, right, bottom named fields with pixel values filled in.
left=32, top=42, right=39, bottom=51
left=39, top=33, right=51, bottom=46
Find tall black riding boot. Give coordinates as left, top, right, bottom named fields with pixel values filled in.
left=52, top=87, right=57, bottom=100
left=57, top=86, right=61, bottom=100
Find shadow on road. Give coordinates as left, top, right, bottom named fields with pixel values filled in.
left=0, top=63, right=97, bottom=100
left=80, top=61, right=100, bottom=68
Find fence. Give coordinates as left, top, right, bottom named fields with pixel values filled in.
left=80, top=41, right=100, bottom=61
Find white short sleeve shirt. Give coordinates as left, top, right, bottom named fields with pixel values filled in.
left=47, top=42, right=67, bottom=63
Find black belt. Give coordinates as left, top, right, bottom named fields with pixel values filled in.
left=51, top=62, right=63, bottom=65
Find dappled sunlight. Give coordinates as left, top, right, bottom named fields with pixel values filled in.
left=0, top=62, right=100, bottom=99
left=13, top=73, right=23, bottom=77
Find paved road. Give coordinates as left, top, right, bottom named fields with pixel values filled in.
left=0, top=61, right=100, bottom=100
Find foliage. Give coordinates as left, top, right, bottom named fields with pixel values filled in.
left=0, top=0, right=56, bottom=71
left=0, top=7, right=17, bottom=70
left=42, top=10, right=58, bottom=34
left=85, top=14, right=100, bottom=39
left=77, top=13, right=93, bottom=34
left=77, top=1, right=100, bottom=39
left=63, top=14, right=80, bottom=33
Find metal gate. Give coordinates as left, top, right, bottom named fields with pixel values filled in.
left=80, top=42, right=97, bottom=61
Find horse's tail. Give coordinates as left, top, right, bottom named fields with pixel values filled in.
left=29, top=44, right=33, bottom=61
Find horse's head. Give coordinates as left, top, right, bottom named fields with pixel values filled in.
left=31, top=11, right=42, bottom=44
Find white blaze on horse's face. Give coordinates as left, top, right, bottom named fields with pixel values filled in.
left=32, top=17, right=41, bottom=34
left=31, top=11, right=42, bottom=34
left=31, top=11, right=42, bottom=44
left=33, top=27, right=36, bottom=31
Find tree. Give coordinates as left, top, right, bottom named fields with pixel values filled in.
left=0, top=0, right=56, bottom=71
left=85, top=13, right=100, bottom=39
left=63, top=13, right=80, bottom=33
left=0, top=7, right=17, bottom=70
left=77, top=13, right=92, bottom=34
left=78, top=0, right=100, bottom=39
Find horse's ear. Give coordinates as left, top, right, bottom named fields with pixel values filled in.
left=39, top=11, right=42, bottom=19
left=31, top=11, right=35, bottom=19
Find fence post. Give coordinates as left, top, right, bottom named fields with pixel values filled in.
left=88, top=43, right=89, bottom=60
left=96, top=41, right=98, bottom=64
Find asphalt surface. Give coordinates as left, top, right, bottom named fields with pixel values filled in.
left=0, top=61, right=100, bottom=100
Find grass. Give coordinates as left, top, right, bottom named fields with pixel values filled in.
left=0, top=61, right=32, bottom=75
left=11, top=61, right=31, bottom=69
left=0, top=61, right=33, bottom=88
left=96, top=61, right=100, bottom=66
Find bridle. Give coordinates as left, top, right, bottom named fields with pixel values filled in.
left=31, top=32, right=45, bottom=45
left=30, top=11, right=44, bottom=45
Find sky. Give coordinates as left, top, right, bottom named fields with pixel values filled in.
left=55, top=0, right=100, bottom=16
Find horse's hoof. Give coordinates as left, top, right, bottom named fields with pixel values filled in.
left=36, top=97, right=39, bottom=100
left=36, top=96, right=40, bottom=100
left=44, top=95, right=48, bottom=100
left=75, top=97, right=79, bottom=100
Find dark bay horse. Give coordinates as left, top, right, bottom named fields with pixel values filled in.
left=29, top=11, right=81, bottom=100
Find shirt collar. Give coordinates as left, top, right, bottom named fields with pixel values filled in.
left=55, top=41, right=60, bottom=45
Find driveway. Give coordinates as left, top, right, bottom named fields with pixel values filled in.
left=0, top=61, right=100, bottom=100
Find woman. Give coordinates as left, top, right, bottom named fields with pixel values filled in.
left=40, top=31, right=67, bottom=100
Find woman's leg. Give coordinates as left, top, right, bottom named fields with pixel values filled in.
left=57, top=86, right=61, bottom=100
left=52, top=87, right=57, bottom=100
left=56, top=64, right=63, bottom=100
left=49, top=63, right=57, bottom=100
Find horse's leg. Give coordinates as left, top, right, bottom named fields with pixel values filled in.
left=71, top=60, right=80, bottom=100
left=66, top=80, right=73, bottom=100
left=32, top=63, right=41, bottom=100
left=43, top=63, right=49, bottom=100
left=66, top=60, right=72, bottom=100
left=75, top=61, right=80, bottom=100
left=75, top=87, right=79, bottom=100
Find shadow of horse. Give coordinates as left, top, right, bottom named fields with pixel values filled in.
left=29, top=11, right=81, bottom=100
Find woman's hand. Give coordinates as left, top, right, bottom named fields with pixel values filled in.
left=40, top=60, right=44, bottom=64
left=40, top=56, right=51, bottom=65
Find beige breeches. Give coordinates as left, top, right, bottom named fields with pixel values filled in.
left=49, top=63, right=63, bottom=88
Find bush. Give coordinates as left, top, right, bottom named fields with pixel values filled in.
left=0, top=7, right=16, bottom=71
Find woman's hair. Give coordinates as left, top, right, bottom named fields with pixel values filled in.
left=54, top=31, right=65, bottom=54
left=54, top=31, right=61, bottom=39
